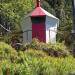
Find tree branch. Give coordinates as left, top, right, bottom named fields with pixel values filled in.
left=0, top=24, right=11, bottom=32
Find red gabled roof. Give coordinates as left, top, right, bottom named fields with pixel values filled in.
left=31, top=7, right=46, bottom=17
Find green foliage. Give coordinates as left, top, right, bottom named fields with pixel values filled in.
left=0, top=42, right=75, bottom=75
left=24, top=49, right=47, bottom=58
left=0, top=0, right=35, bottom=42
left=0, top=42, right=18, bottom=63
left=42, top=1, right=55, bottom=15
left=24, top=39, right=70, bottom=57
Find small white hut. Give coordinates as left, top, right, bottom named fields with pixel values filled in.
left=21, top=0, right=59, bottom=44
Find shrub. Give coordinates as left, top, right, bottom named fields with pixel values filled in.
left=24, top=39, right=70, bottom=57
left=0, top=42, right=75, bottom=75
left=24, top=49, right=47, bottom=58
left=1, top=54, right=74, bottom=75
left=0, top=42, right=18, bottom=63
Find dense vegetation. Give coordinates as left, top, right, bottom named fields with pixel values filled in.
left=0, top=0, right=35, bottom=43
left=24, top=39, right=70, bottom=57
left=0, top=42, right=75, bottom=75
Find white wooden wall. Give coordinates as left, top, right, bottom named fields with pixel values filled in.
left=21, top=16, right=32, bottom=43
left=46, top=16, right=58, bottom=43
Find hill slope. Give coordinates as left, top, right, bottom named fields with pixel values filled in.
left=0, top=42, right=75, bottom=75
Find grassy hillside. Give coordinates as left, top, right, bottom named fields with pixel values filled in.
left=0, top=41, right=75, bottom=75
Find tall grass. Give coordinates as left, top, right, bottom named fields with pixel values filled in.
left=24, top=39, right=70, bottom=57
left=0, top=42, right=75, bottom=75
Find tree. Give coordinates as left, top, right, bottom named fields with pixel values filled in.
left=0, top=0, right=35, bottom=42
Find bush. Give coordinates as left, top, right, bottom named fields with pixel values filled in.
left=24, top=49, right=47, bottom=57
left=0, top=52, right=74, bottom=75
left=0, top=42, right=18, bottom=63
left=24, top=39, right=70, bottom=57
left=0, top=42, right=75, bottom=75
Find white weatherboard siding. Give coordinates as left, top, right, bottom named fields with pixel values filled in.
left=50, top=27, right=56, bottom=43
left=46, top=30, right=49, bottom=43
left=46, top=16, right=57, bottom=43
left=22, top=16, right=32, bottom=43
left=28, top=31, right=32, bottom=43
left=23, top=32, right=27, bottom=43
left=23, top=31, right=32, bottom=43
left=22, top=16, right=32, bottom=31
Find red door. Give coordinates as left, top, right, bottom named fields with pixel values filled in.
left=32, top=23, right=46, bottom=42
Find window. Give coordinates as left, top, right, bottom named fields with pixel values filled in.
left=31, top=16, right=46, bottom=23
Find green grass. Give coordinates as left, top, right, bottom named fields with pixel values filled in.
left=0, top=42, right=75, bottom=75
left=24, top=39, right=70, bottom=57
